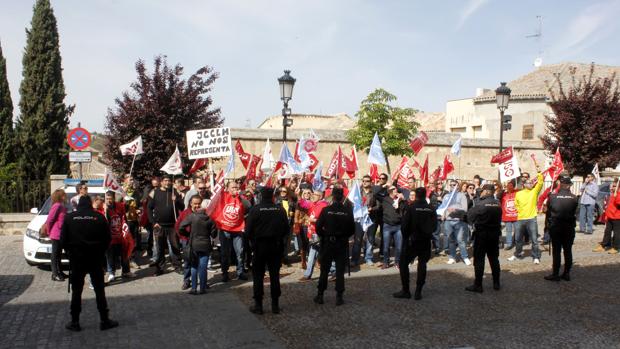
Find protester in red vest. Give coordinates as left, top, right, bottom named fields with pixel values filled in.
left=104, top=191, right=132, bottom=282
left=593, top=178, right=620, bottom=254
left=499, top=180, right=519, bottom=251
left=299, top=190, right=328, bottom=281
left=213, top=180, right=251, bottom=282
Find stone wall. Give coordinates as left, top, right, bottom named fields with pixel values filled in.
left=221, top=128, right=546, bottom=180
left=0, top=213, right=32, bottom=236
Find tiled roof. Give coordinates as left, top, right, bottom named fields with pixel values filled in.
left=474, top=62, right=620, bottom=103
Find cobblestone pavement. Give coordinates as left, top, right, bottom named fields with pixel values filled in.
left=233, top=224, right=620, bottom=349
left=0, top=236, right=284, bottom=349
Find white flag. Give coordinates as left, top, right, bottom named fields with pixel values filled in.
left=119, top=136, right=144, bottom=156
left=368, top=132, right=387, bottom=166
left=592, top=163, right=601, bottom=185
left=104, top=168, right=126, bottom=197
left=260, top=138, right=275, bottom=172
left=160, top=145, right=183, bottom=175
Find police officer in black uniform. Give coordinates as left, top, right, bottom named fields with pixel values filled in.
left=465, top=184, right=502, bottom=293
left=245, top=187, right=290, bottom=314
left=394, top=187, right=437, bottom=300
left=544, top=176, right=578, bottom=281
left=314, top=188, right=355, bottom=306
left=60, top=195, right=119, bottom=331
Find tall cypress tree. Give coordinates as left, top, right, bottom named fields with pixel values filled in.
left=0, top=40, right=14, bottom=166
left=16, top=0, right=73, bottom=180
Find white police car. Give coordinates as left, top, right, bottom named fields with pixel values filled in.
left=23, top=179, right=107, bottom=266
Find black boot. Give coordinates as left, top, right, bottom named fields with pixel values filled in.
left=249, top=299, right=263, bottom=315
left=65, top=315, right=81, bottom=332
left=99, top=311, right=119, bottom=331
left=414, top=285, right=423, bottom=300
left=560, top=272, right=570, bottom=281
left=393, top=290, right=412, bottom=299
left=544, top=274, right=561, bottom=281
left=313, top=292, right=324, bottom=305
left=336, top=293, right=344, bottom=306
left=465, top=284, right=483, bottom=293
left=493, top=281, right=501, bottom=290
left=271, top=298, right=280, bottom=314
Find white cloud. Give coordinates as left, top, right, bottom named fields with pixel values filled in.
left=551, top=0, right=620, bottom=57
left=457, top=0, right=489, bottom=29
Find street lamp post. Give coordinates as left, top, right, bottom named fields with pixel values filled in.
left=495, top=82, right=511, bottom=152
left=278, top=70, right=296, bottom=144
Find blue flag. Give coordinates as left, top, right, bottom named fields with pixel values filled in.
left=312, top=163, right=325, bottom=192
left=367, top=132, right=387, bottom=166
left=451, top=137, right=462, bottom=157
left=436, top=187, right=457, bottom=216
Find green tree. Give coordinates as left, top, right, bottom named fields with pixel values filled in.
left=0, top=40, right=14, bottom=166
left=346, top=88, right=419, bottom=173
left=16, top=0, right=73, bottom=180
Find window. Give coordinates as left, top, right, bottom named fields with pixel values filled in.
left=472, top=126, right=482, bottom=138
left=522, top=124, right=534, bottom=140
left=451, top=127, right=466, bottom=134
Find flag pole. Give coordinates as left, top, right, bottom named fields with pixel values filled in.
left=128, top=153, right=137, bottom=178
left=208, top=158, right=215, bottom=189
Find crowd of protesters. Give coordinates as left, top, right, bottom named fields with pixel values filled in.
left=48, top=167, right=619, bottom=329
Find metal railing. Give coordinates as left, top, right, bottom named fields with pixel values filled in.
left=0, top=180, right=50, bottom=213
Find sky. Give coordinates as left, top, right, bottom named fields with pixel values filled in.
left=1, top=0, right=619, bottom=133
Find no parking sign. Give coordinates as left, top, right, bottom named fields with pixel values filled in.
left=66, top=127, right=92, bottom=151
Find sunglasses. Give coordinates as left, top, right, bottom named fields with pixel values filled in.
left=198, top=187, right=207, bottom=190
left=380, top=177, right=388, bottom=181
left=450, top=184, right=457, bottom=187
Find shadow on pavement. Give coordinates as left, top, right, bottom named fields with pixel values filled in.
left=234, top=262, right=620, bottom=349
left=0, top=274, right=34, bottom=307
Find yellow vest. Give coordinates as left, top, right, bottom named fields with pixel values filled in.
left=515, top=173, right=544, bottom=220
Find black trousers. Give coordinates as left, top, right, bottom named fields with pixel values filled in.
left=155, top=226, right=181, bottom=272
left=127, top=220, right=140, bottom=252
left=549, top=227, right=575, bottom=276
left=69, top=256, right=108, bottom=321
left=317, top=243, right=347, bottom=294
left=252, top=242, right=282, bottom=301
left=473, top=232, right=500, bottom=287
left=399, top=239, right=431, bottom=292
left=51, top=239, right=63, bottom=276
left=601, top=219, right=620, bottom=248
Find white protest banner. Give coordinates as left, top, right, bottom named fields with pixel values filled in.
left=498, top=153, right=521, bottom=183
left=186, top=127, right=232, bottom=160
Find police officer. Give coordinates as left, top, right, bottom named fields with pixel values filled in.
left=465, top=184, right=502, bottom=293
left=60, top=195, right=119, bottom=331
left=314, top=188, right=355, bottom=306
left=544, top=176, right=578, bottom=281
left=245, top=187, right=290, bottom=314
left=394, top=187, right=437, bottom=300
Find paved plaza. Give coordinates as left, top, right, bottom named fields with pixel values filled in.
left=1, top=224, right=619, bottom=348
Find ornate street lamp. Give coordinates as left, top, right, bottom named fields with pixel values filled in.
left=495, top=82, right=511, bottom=152
left=278, top=70, right=296, bottom=144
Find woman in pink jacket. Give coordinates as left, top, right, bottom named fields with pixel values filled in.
left=46, top=189, right=67, bottom=281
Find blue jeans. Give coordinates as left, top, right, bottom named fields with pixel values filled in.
left=382, top=223, right=402, bottom=265
left=190, top=251, right=210, bottom=291
left=220, top=231, right=244, bottom=276
left=180, top=240, right=192, bottom=282
left=504, top=221, right=516, bottom=246
left=444, top=220, right=469, bottom=260
left=106, top=243, right=129, bottom=275
left=351, top=222, right=365, bottom=265
left=304, top=245, right=320, bottom=278
left=432, top=217, right=444, bottom=251
left=364, top=223, right=378, bottom=263
left=515, top=218, right=541, bottom=259
left=578, top=204, right=595, bottom=233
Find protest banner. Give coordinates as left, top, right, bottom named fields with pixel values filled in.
left=186, top=127, right=232, bottom=160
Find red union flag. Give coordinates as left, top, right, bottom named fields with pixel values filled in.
left=409, top=131, right=428, bottom=155
left=235, top=140, right=251, bottom=169
left=391, top=156, right=409, bottom=182
left=326, top=149, right=340, bottom=178
left=491, top=147, right=514, bottom=164
left=440, top=155, right=455, bottom=180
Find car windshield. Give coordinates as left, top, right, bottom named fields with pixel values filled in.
left=38, top=193, right=104, bottom=215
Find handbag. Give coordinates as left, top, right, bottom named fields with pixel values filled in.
left=39, top=223, right=49, bottom=238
